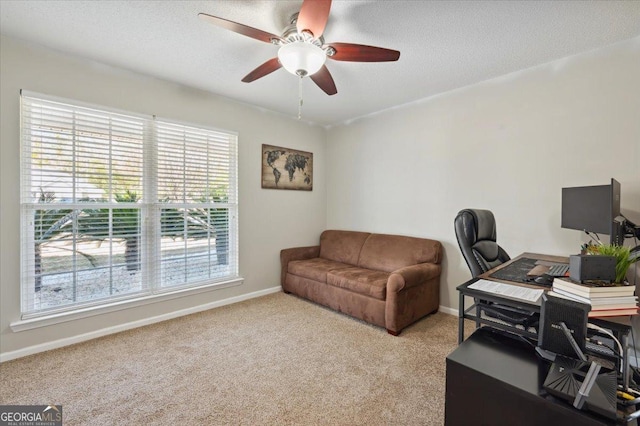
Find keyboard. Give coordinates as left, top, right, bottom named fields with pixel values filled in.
left=547, top=264, right=569, bottom=277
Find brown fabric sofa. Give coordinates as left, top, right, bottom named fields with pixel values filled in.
left=280, top=230, right=443, bottom=335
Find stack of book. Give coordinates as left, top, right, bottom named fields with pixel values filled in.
left=550, top=278, right=638, bottom=318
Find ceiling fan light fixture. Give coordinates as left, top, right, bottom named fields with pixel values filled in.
left=277, top=41, right=326, bottom=77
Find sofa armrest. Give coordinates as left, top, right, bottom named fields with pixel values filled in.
left=387, top=263, right=442, bottom=293
left=280, top=246, right=320, bottom=287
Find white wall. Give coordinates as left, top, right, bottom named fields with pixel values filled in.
left=326, top=37, right=640, bottom=311
left=0, top=35, right=327, bottom=358
left=2, top=34, right=639, bottom=360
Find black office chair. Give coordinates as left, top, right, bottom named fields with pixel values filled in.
left=454, top=209, right=511, bottom=277
left=454, top=208, right=537, bottom=328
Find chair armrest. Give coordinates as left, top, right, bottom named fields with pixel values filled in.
left=387, top=263, right=441, bottom=292
left=280, top=246, right=320, bottom=287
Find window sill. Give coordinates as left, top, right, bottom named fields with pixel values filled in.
left=11, top=277, right=243, bottom=332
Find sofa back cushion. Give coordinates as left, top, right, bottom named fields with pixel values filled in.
left=358, top=233, right=442, bottom=273
left=319, top=230, right=371, bottom=266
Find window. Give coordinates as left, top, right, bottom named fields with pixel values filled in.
left=20, top=92, right=238, bottom=317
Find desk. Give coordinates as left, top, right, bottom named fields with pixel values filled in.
left=479, top=252, right=568, bottom=285
left=457, top=253, right=632, bottom=343
left=457, top=252, right=633, bottom=387
left=457, top=252, right=562, bottom=343
left=445, top=327, right=628, bottom=425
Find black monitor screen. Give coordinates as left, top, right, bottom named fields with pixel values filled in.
left=561, top=178, right=620, bottom=236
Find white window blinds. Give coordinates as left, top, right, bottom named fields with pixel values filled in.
left=20, top=92, right=239, bottom=317
left=156, top=120, right=238, bottom=288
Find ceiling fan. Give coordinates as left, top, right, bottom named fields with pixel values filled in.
left=198, top=0, right=400, bottom=96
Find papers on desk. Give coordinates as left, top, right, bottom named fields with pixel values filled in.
left=468, top=279, right=544, bottom=302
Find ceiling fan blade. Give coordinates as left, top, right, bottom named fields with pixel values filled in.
left=242, top=58, right=282, bottom=83
left=327, top=43, right=400, bottom=62
left=297, top=0, right=332, bottom=38
left=310, top=65, right=337, bottom=96
left=199, top=13, right=281, bottom=44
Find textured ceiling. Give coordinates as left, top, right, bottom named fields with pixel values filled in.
left=2, top=1, right=640, bottom=126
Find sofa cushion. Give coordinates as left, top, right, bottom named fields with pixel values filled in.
left=326, top=267, right=390, bottom=300
left=288, top=258, right=353, bottom=282
left=358, top=233, right=442, bottom=273
left=319, top=230, right=371, bottom=266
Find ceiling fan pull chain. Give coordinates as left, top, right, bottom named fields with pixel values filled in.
left=298, top=76, right=304, bottom=120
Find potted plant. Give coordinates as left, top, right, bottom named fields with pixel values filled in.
left=586, top=244, right=639, bottom=284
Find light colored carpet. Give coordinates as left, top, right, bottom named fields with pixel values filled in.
left=0, top=292, right=459, bottom=425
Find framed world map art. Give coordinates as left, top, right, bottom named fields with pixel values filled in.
left=262, top=144, right=313, bottom=191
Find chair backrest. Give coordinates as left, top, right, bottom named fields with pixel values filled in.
left=454, top=209, right=511, bottom=277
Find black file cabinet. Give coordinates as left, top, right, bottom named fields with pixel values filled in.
left=445, top=327, right=620, bottom=426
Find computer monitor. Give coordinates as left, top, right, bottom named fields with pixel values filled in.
left=561, top=178, right=625, bottom=245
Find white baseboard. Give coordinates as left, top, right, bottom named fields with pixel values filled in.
left=0, top=286, right=281, bottom=363
left=439, top=305, right=458, bottom=316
